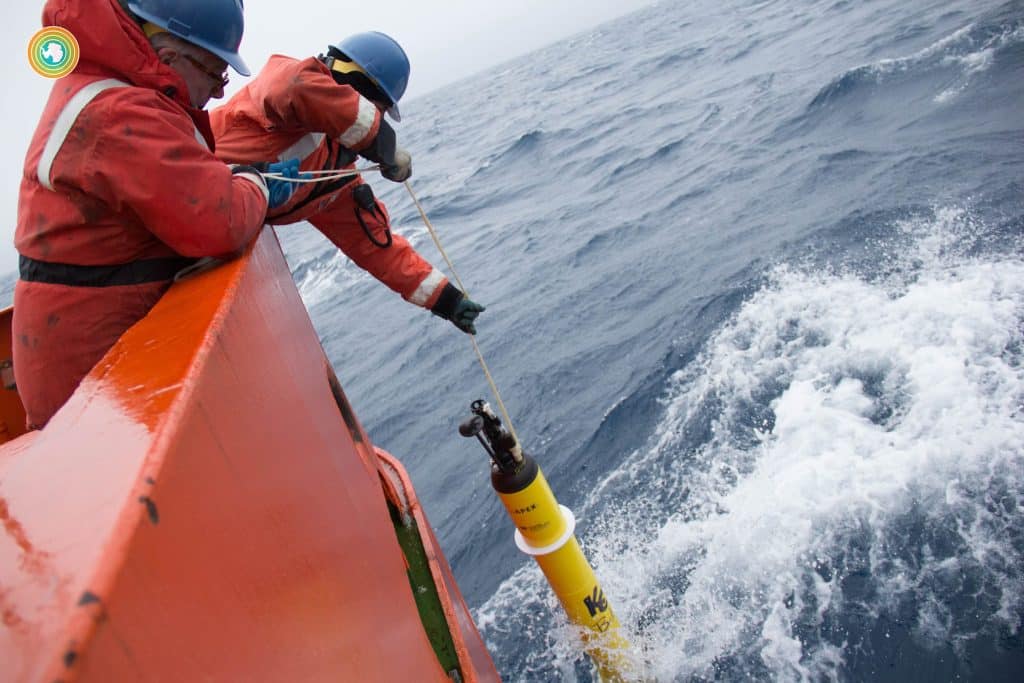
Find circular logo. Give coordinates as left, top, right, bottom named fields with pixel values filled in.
left=28, top=27, right=80, bottom=78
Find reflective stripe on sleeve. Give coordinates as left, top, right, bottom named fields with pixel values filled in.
left=277, top=132, right=326, bottom=162
left=408, top=268, right=447, bottom=307
left=229, top=165, right=270, bottom=202
left=37, top=78, right=130, bottom=191
left=233, top=172, right=269, bottom=202
left=337, top=96, right=377, bottom=149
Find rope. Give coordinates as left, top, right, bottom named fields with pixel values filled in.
left=260, top=160, right=523, bottom=454
left=403, top=180, right=523, bottom=457
left=261, top=165, right=381, bottom=184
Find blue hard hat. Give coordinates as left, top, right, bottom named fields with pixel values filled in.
left=333, top=32, right=410, bottom=121
left=127, top=0, right=250, bottom=75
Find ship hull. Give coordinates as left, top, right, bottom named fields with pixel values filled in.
left=0, top=228, right=499, bottom=682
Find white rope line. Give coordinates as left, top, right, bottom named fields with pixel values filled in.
left=403, top=180, right=523, bottom=457
left=261, top=164, right=381, bottom=183
left=258, top=160, right=523, bottom=455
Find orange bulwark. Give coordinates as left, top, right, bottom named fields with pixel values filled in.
left=0, top=228, right=499, bottom=682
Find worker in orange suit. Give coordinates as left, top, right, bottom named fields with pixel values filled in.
left=210, top=32, right=486, bottom=336
left=13, top=0, right=298, bottom=428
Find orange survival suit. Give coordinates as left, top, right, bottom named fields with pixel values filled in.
left=210, top=55, right=453, bottom=312
left=13, top=0, right=270, bottom=427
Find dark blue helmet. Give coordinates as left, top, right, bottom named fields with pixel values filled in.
left=333, top=32, right=410, bottom=121
left=127, top=0, right=250, bottom=75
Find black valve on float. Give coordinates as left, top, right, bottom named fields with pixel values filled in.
left=459, top=399, right=522, bottom=474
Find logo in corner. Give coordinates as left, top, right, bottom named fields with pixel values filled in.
left=28, top=26, right=80, bottom=79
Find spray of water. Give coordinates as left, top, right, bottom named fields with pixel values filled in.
left=477, top=207, right=1024, bottom=681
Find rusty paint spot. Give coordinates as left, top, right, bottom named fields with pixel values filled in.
left=2, top=584, right=25, bottom=628
left=47, top=313, right=60, bottom=328
left=2, top=601, right=23, bottom=628
left=146, top=477, right=156, bottom=485
left=138, top=496, right=159, bottom=524
left=18, top=334, right=30, bottom=348
left=78, top=591, right=100, bottom=606
left=0, top=499, right=37, bottom=558
left=63, top=650, right=76, bottom=667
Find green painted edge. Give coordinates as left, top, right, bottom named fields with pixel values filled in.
left=388, top=501, right=462, bottom=676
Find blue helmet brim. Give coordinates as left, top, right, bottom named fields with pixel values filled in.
left=205, top=46, right=250, bottom=76
left=128, top=3, right=251, bottom=76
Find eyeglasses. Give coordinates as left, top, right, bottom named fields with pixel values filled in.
left=181, top=54, right=229, bottom=89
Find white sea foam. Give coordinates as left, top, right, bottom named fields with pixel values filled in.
left=934, top=24, right=1023, bottom=102
left=871, top=24, right=976, bottom=77
left=477, top=208, right=1024, bottom=681
left=293, top=250, right=370, bottom=310
left=827, top=20, right=1020, bottom=104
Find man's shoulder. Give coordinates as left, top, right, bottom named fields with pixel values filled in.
left=82, top=81, right=197, bottom=137
left=38, top=76, right=188, bottom=136
left=260, top=55, right=327, bottom=80
left=77, top=78, right=179, bottom=111
left=266, top=54, right=311, bottom=67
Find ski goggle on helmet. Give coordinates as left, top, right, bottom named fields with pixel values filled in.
left=328, top=31, right=410, bottom=121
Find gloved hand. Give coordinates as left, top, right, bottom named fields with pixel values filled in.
left=265, top=158, right=302, bottom=209
left=451, top=295, right=486, bottom=335
left=430, top=283, right=485, bottom=334
left=381, top=147, right=412, bottom=183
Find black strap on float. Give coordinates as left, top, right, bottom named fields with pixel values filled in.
left=19, top=254, right=197, bottom=287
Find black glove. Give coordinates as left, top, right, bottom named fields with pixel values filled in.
left=431, top=283, right=486, bottom=334
left=451, top=295, right=485, bottom=334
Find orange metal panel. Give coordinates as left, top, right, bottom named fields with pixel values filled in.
left=0, top=228, right=497, bottom=681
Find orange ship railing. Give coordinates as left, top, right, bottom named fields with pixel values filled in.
left=0, top=228, right=499, bottom=682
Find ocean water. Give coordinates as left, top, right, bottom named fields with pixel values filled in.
left=279, top=1, right=1024, bottom=679
left=278, top=0, right=1024, bottom=679
left=6, top=0, right=1019, bottom=680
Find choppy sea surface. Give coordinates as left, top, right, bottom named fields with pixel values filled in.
left=277, top=0, right=1024, bottom=680
left=7, top=0, right=1020, bottom=680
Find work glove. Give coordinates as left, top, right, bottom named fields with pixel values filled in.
left=430, top=283, right=486, bottom=334
left=452, top=295, right=486, bottom=334
left=264, top=158, right=302, bottom=209
left=381, top=147, right=412, bottom=183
